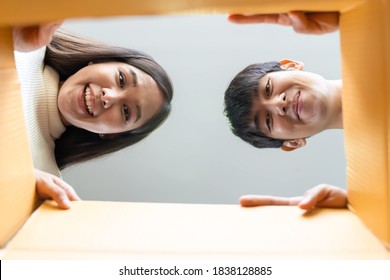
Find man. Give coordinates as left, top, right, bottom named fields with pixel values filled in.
left=225, top=59, right=342, bottom=151
left=226, top=11, right=347, bottom=210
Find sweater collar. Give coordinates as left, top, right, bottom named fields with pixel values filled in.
left=43, top=65, right=66, bottom=140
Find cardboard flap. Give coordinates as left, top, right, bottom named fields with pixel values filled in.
left=0, top=27, right=37, bottom=248
left=340, top=0, right=390, bottom=246
left=0, top=0, right=361, bottom=25
left=1, top=0, right=390, bottom=256
left=4, top=201, right=389, bottom=259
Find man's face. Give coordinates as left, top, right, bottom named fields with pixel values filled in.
left=250, top=70, right=336, bottom=140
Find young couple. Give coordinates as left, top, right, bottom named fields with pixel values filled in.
left=13, top=12, right=345, bottom=210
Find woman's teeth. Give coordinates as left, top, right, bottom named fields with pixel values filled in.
left=84, top=85, right=93, bottom=116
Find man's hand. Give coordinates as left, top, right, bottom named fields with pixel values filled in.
left=35, top=169, right=81, bottom=209
left=228, top=12, right=339, bottom=34
left=13, top=21, right=63, bottom=52
left=240, top=184, right=347, bottom=210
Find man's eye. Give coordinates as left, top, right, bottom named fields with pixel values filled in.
left=265, top=78, right=271, bottom=97
left=119, top=71, right=125, bottom=88
left=123, top=105, right=130, bottom=122
left=266, top=113, right=271, bottom=131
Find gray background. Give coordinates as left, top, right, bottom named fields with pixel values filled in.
left=61, top=14, right=345, bottom=204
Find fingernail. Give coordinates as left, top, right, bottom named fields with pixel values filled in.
left=60, top=199, right=70, bottom=209
left=300, top=196, right=310, bottom=204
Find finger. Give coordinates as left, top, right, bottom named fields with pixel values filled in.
left=38, top=182, right=71, bottom=209
left=53, top=176, right=81, bottom=201
left=298, top=185, right=347, bottom=209
left=275, top=13, right=293, bottom=26
left=53, top=193, right=71, bottom=210
left=37, top=21, right=63, bottom=46
left=287, top=11, right=318, bottom=34
left=44, top=20, right=63, bottom=35
left=307, top=12, right=339, bottom=33
left=240, top=195, right=302, bottom=207
left=315, top=187, right=347, bottom=208
left=298, top=185, right=330, bottom=209
left=228, top=14, right=288, bottom=25
left=18, top=26, right=40, bottom=45
left=288, top=12, right=339, bottom=34
left=298, top=192, right=322, bottom=210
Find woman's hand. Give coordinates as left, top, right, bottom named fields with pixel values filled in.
left=228, top=12, right=339, bottom=34
left=240, top=184, right=348, bottom=210
left=13, top=21, right=63, bottom=52
left=35, top=168, right=81, bottom=209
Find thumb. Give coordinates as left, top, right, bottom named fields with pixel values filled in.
left=288, top=12, right=310, bottom=33
left=39, top=21, right=63, bottom=45
left=297, top=192, right=318, bottom=210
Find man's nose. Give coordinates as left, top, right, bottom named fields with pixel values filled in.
left=269, top=92, right=287, bottom=116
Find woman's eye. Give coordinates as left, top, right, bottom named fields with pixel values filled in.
left=265, top=78, right=271, bottom=97
left=123, top=105, right=130, bottom=123
left=266, top=113, right=271, bottom=131
left=119, top=71, right=125, bottom=88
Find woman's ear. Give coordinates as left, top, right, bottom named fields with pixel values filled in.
left=279, top=59, right=305, bottom=70
left=281, top=138, right=307, bottom=151
left=99, top=133, right=117, bottom=140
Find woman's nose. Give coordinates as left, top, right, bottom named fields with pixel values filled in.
left=101, top=88, right=118, bottom=109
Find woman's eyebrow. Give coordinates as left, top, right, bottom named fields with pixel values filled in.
left=135, top=104, right=141, bottom=123
left=128, top=68, right=138, bottom=87
left=127, top=68, right=141, bottom=123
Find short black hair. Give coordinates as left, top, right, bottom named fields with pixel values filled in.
left=224, top=61, right=287, bottom=148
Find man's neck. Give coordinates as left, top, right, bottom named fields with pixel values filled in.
left=327, top=79, right=343, bottom=129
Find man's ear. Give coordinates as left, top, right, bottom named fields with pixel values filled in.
left=279, top=59, right=305, bottom=71
left=281, top=138, right=307, bottom=151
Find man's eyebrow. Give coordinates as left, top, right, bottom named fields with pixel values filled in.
left=253, top=82, right=262, bottom=132
left=129, top=68, right=138, bottom=87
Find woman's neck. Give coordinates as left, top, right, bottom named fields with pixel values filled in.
left=57, top=80, right=71, bottom=127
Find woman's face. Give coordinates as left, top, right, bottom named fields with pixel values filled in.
left=57, top=62, right=164, bottom=134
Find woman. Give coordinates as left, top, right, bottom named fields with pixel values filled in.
left=13, top=22, right=173, bottom=209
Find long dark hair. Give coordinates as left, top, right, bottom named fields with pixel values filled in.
left=45, top=31, right=173, bottom=169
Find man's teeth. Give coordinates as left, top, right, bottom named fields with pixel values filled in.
left=84, top=85, right=93, bottom=115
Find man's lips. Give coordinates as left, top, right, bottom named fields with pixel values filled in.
left=294, top=91, right=301, bottom=119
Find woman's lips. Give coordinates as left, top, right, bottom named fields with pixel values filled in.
left=83, top=84, right=94, bottom=116
left=78, top=87, right=89, bottom=116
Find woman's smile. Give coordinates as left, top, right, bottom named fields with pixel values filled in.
left=58, top=61, right=164, bottom=134
left=83, top=84, right=95, bottom=116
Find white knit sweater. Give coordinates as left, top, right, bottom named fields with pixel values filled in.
left=14, top=47, right=66, bottom=177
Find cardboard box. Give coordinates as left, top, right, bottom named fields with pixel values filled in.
left=2, top=201, right=389, bottom=259
left=0, top=0, right=389, bottom=259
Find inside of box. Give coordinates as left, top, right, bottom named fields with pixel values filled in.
left=0, top=0, right=389, bottom=254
